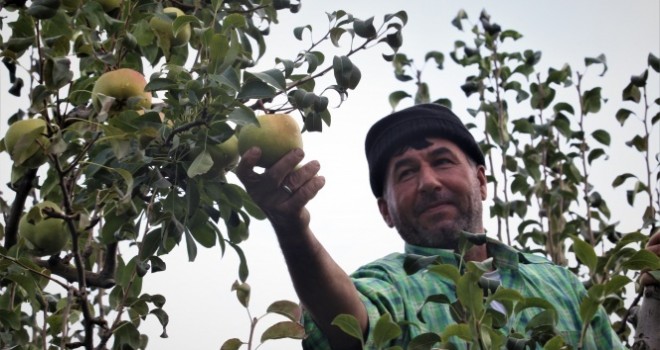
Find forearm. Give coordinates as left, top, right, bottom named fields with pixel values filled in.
left=275, top=224, right=367, bottom=350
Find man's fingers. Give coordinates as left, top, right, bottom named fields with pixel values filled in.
left=284, top=160, right=320, bottom=191
left=647, top=230, right=660, bottom=247
left=236, top=147, right=261, bottom=181
left=290, top=175, right=326, bottom=205
left=266, top=148, right=305, bottom=184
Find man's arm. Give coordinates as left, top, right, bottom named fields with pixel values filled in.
left=235, top=147, right=368, bottom=350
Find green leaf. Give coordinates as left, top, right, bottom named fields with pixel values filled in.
left=220, top=338, right=243, bottom=350
left=44, top=57, right=73, bottom=91
left=144, top=77, right=177, bottom=92
left=451, top=9, right=468, bottom=30
left=139, top=229, right=162, bottom=260
left=249, top=69, right=286, bottom=91
left=149, top=256, right=166, bottom=273
left=615, top=108, right=635, bottom=126
left=0, top=309, right=22, bottom=330
left=353, top=17, right=376, bottom=38
left=372, top=313, right=402, bottom=348
left=622, top=249, right=660, bottom=270
left=630, top=69, right=648, bottom=87
left=331, top=314, right=364, bottom=344
left=389, top=91, right=412, bottom=110
left=173, top=15, right=199, bottom=37
left=260, top=321, right=305, bottom=342
left=514, top=298, right=556, bottom=319
left=591, top=129, right=610, bottom=146
left=228, top=104, right=257, bottom=126
left=579, top=285, right=603, bottom=325
left=604, top=275, right=631, bottom=295
left=490, top=287, right=523, bottom=303
left=184, top=229, right=197, bottom=262
left=333, top=55, right=361, bottom=90
left=570, top=235, right=597, bottom=272
left=187, top=150, right=213, bottom=178
left=223, top=13, right=247, bottom=29
left=542, top=335, right=566, bottom=350
left=626, top=135, right=648, bottom=152
left=266, top=300, right=302, bottom=322
left=329, top=27, right=349, bottom=47
left=649, top=53, right=660, bottom=72
left=231, top=281, right=250, bottom=308
left=384, top=10, right=408, bottom=25
left=582, top=87, right=602, bottom=114
left=612, top=173, right=637, bottom=188
left=237, top=80, right=276, bottom=99
left=584, top=53, right=607, bottom=76
left=457, top=272, right=484, bottom=317
left=524, top=309, right=557, bottom=332
left=293, top=24, right=311, bottom=41
left=427, top=264, right=461, bottom=283
left=114, top=321, right=142, bottom=347
left=587, top=148, right=606, bottom=164
left=622, top=82, right=641, bottom=102
left=408, top=332, right=441, bottom=350
left=441, top=323, right=472, bottom=342
left=26, top=0, right=59, bottom=19
left=190, top=222, right=216, bottom=248
left=425, top=51, right=445, bottom=69
left=149, top=308, right=169, bottom=338
left=228, top=241, right=249, bottom=282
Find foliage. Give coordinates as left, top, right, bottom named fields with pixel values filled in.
left=334, top=8, right=659, bottom=350
left=0, top=0, right=406, bottom=348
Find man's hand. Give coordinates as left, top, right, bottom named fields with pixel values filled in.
left=235, top=147, right=325, bottom=233
left=641, top=230, right=660, bottom=287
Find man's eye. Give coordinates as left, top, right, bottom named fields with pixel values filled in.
left=433, top=157, right=455, bottom=167
left=397, top=168, right=415, bottom=181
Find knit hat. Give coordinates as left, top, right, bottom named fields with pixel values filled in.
left=365, top=103, right=485, bottom=197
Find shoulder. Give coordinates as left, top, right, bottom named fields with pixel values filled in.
left=351, top=252, right=407, bottom=277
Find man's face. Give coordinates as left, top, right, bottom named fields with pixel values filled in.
left=377, top=138, right=487, bottom=249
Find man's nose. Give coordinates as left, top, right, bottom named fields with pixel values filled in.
left=417, top=164, right=441, bottom=193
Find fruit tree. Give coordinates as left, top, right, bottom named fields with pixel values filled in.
left=0, top=0, right=406, bottom=348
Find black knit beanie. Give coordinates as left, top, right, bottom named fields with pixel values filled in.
left=365, top=103, right=485, bottom=197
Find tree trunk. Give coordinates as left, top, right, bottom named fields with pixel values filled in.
left=634, top=285, right=660, bottom=350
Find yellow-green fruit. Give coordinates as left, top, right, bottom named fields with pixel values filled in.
left=237, top=114, right=303, bottom=168
left=208, top=135, right=240, bottom=175
left=95, top=0, right=120, bottom=12
left=150, top=7, right=191, bottom=47
left=92, top=68, right=152, bottom=113
left=19, top=201, right=69, bottom=257
left=4, top=118, right=50, bottom=168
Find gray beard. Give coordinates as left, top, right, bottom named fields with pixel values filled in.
left=394, top=188, right=484, bottom=249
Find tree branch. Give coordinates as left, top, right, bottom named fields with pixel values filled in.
left=4, top=168, right=38, bottom=249
left=35, top=256, right=116, bottom=289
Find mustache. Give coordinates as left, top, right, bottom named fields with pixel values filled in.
left=413, top=192, right=457, bottom=215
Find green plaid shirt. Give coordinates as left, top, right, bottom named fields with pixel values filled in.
left=302, top=239, right=623, bottom=349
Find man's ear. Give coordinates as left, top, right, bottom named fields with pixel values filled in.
left=477, top=165, right=487, bottom=200
left=377, top=198, right=394, bottom=228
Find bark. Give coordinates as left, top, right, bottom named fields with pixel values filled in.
left=634, top=285, right=660, bottom=350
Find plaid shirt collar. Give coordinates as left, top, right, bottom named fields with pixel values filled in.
left=404, top=234, right=521, bottom=271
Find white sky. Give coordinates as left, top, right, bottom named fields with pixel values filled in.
left=1, top=1, right=659, bottom=349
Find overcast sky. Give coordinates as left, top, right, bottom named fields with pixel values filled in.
left=1, top=1, right=659, bottom=349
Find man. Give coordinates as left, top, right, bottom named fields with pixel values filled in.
left=236, top=103, right=657, bottom=349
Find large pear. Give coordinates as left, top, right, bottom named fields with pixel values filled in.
left=237, top=114, right=303, bottom=168
left=150, top=7, right=192, bottom=47
left=3, top=118, right=50, bottom=168
left=19, top=201, right=69, bottom=256
left=92, top=68, right=152, bottom=113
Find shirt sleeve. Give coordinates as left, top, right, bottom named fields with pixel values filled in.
left=568, top=271, right=624, bottom=348
left=302, top=261, right=405, bottom=350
